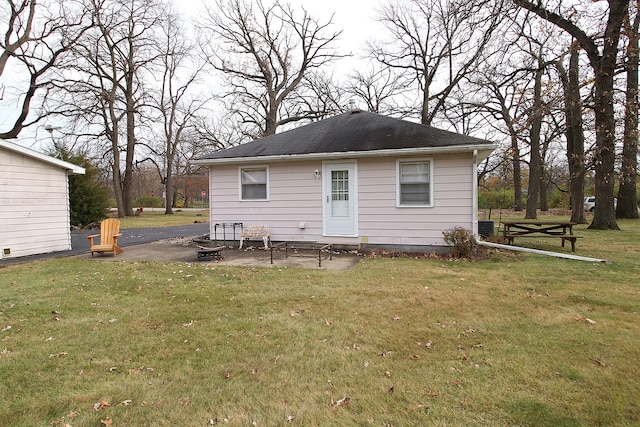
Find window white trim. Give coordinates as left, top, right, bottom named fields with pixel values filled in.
left=239, top=165, right=269, bottom=201
left=396, top=158, right=434, bottom=208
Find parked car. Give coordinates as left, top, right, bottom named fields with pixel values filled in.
left=583, top=196, right=617, bottom=212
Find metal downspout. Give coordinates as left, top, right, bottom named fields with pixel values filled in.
left=472, top=149, right=478, bottom=239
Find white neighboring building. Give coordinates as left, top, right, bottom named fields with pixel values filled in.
left=193, top=111, right=496, bottom=253
left=0, top=139, right=85, bottom=259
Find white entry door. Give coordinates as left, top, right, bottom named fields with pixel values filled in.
left=324, top=162, right=357, bottom=236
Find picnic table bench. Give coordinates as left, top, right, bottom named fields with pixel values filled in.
left=501, top=220, right=579, bottom=252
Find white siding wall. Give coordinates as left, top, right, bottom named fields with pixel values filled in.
left=208, top=153, right=474, bottom=248
left=0, top=148, right=72, bottom=258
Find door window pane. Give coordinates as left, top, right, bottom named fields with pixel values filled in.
left=331, top=170, right=349, bottom=216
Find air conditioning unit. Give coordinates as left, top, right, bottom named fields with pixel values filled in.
left=478, top=220, right=494, bottom=238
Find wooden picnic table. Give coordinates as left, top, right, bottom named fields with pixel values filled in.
left=501, top=220, right=579, bottom=252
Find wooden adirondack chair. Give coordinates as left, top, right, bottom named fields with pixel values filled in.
left=88, top=218, right=123, bottom=257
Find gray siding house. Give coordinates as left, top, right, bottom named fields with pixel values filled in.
left=193, top=110, right=495, bottom=252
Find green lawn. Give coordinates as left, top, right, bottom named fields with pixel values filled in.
left=1, top=217, right=639, bottom=426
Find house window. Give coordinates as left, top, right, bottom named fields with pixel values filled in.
left=240, top=166, right=268, bottom=200
left=397, top=159, right=433, bottom=207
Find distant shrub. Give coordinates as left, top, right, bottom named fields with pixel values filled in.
left=443, top=227, right=476, bottom=259
left=478, top=189, right=516, bottom=210
left=134, top=195, right=163, bottom=208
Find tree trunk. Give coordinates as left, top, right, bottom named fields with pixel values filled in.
left=617, top=0, right=640, bottom=219
left=421, top=79, right=430, bottom=125
left=511, top=138, right=524, bottom=211
left=263, top=93, right=279, bottom=136
left=107, top=95, right=126, bottom=218
left=525, top=65, right=544, bottom=219
left=164, top=150, right=176, bottom=215
left=164, top=174, right=174, bottom=215
left=123, top=72, right=136, bottom=217
left=111, top=133, right=126, bottom=219
left=566, top=42, right=587, bottom=224
left=586, top=1, right=628, bottom=230
left=539, top=176, right=548, bottom=211
left=589, top=71, right=620, bottom=228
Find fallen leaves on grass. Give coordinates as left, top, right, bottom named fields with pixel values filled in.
left=574, top=315, right=596, bottom=325
left=330, top=396, right=351, bottom=408
left=128, top=366, right=155, bottom=375
left=416, top=340, right=434, bottom=349
left=101, top=417, right=113, bottom=426
left=93, top=399, right=110, bottom=411
left=48, top=352, right=68, bottom=359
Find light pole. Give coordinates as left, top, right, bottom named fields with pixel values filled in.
left=44, top=125, right=62, bottom=157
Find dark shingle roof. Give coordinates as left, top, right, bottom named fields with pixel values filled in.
left=197, top=110, right=492, bottom=161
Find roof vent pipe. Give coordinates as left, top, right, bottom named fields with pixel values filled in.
left=348, top=99, right=357, bottom=112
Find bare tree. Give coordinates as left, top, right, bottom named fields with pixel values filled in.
left=285, top=70, right=345, bottom=122
left=53, top=0, right=166, bottom=217
left=345, top=66, right=409, bottom=115
left=151, top=11, right=210, bottom=215
left=514, top=0, right=628, bottom=230
left=370, top=0, right=505, bottom=126
left=468, top=71, right=528, bottom=211
left=0, top=0, right=91, bottom=139
left=198, top=0, right=343, bottom=138
left=617, top=0, right=639, bottom=219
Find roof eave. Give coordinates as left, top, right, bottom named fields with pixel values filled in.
left=0, top=139, right=86, bottom=175
left=192, top=144, right=497, bottom=166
